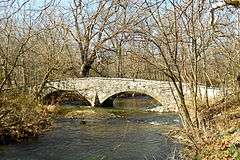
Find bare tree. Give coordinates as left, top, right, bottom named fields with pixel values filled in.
left=61, top=0, right=128, bottom=77
left=210, top=0, right=240, bottom=27
left=0, top=16, right=34, bottom=92
left=137, top=0, right=195, bottom=129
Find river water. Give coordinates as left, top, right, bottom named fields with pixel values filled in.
left=0, top=96, right=182, bottom=160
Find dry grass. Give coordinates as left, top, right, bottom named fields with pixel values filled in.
left=0, top=94, right=53, bottom=144
left=182, top=98, right=240, bottom=160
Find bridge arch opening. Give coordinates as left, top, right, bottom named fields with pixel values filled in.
left=101, top=91, right=162, bottom=109
left=42, top=90, right=91, bottom=106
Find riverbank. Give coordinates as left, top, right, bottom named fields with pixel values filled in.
left=0, top=94, right=53, bottom=144
left=176, top=99, right=240, bottom=159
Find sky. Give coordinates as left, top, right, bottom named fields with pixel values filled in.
left=0, top=0, right=70, bottom=20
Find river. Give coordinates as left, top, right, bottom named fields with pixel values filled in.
left=0, top=96, right=182, bottom=160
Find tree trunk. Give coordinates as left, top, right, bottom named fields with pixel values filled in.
left=177, top=84, right=194, bottom=129
left=34, top=67, right=55, bottom=100
left=225, top=0, right=240, bottom=6
left=79, top=60, right=94, bottom=78
left=117, top=44, right=123, bottom=78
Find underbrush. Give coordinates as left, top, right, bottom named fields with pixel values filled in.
left=181, top=129, right=240, bottom=160
left=0, top=94, right=53, bottom=144
left=179, top=98, right=240, bottom=160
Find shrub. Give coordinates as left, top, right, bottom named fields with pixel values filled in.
left=0, top=94, right=53, bottom=144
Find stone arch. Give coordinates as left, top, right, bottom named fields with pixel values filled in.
left=100, top=88, right=163, bottom=103
left=100, top=90, right=162, bottom=108
left=42, top=90, right=91, bottom=106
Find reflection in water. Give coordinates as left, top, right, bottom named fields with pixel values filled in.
left=113, top=96, right=161, bottom=109
left=102, top=92, right=162, bottom=109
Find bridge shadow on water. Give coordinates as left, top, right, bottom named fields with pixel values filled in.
left=42, top=90, right=91, bottom=106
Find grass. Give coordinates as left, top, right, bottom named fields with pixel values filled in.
left=56, top=106, right=149, bottom=117
left=102, top=108, right=149, bottom=117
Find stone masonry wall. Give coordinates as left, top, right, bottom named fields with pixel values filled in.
left=42, top=77, right=222, bottom=112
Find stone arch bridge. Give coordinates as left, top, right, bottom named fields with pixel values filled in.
left=41, top=77, right=221, bottom=112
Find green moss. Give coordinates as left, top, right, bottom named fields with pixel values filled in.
left=56, top=106, right=148, bottom=117
left=228, top=144, right=240, bottom=159
left=56, top=107, right=81, bottom=115
left=103, top=108, right=148, bottom=117
left=193, top=154, right=202, bottom=160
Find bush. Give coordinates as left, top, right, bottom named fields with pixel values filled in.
left=0, top=94, right=53, bottom=144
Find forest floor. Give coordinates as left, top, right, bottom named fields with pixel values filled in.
left=178, top=99, right=240, bottom=160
